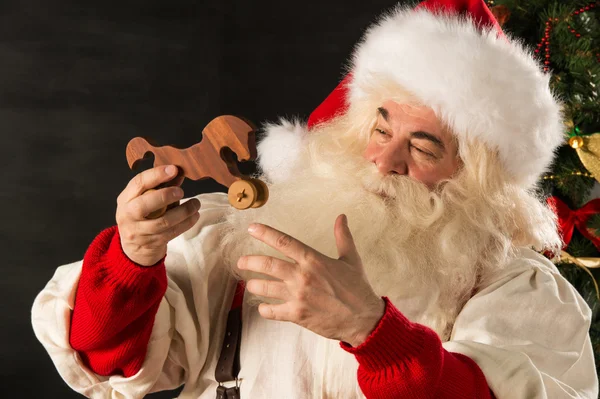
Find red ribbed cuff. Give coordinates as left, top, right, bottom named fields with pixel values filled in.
left=340, top=296, right=437, bottom=372
left=338, top=297, right=493, bottom=398
left=86, top=225, right=167, bottom=290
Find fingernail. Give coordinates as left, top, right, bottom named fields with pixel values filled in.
left=343, top=215, right=348, bottom=225
left=165, top=165, right=177, bottom=175
left=248, top=224, right=258, bottom=233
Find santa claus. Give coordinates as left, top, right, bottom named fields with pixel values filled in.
left=32, top=0, right=598, bottom=398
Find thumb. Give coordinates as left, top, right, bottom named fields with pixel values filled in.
left=335, top=214, right=361, bottom=265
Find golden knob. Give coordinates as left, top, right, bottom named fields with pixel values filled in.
left=228, top=178, right=269, bottom=210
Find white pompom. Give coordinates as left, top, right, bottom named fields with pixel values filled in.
left=256, top=118, right=308, bottom=184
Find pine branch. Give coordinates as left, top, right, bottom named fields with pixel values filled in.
left=588, top=214, right=600, bottom=232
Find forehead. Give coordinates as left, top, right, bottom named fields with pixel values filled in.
left=379, top=100, right=443, bottom=130
left=378, top=100, right=458, bottom=150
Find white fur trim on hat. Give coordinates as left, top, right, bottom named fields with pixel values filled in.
left=349, top=5, right=564, bottom=188
left=256, top=118, right=308, bottom=184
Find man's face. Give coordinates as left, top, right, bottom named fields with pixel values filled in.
left=362, top=100, right=461, bottom=189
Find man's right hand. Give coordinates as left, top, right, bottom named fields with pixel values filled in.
left=116, top=165, right=201, bottom=266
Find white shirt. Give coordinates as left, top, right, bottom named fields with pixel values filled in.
left=31, top=192, right=599, bottom=398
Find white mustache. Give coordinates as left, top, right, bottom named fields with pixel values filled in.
left=355, top=161, right=421, bottom=199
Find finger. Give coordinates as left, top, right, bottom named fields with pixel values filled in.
left=334, top=214, right=360, bottom=264
left=237, top=255, right=296, bottom=281
left=163, top=169, right=185, bottom=188
left=246, top=279, right=290, bottom=301
left=258, top=302, right=291, bottom=322
left=161, top=211, right=200, bottom=242
left=120, top=165, right=180, bottom=204
left=141, top=209, right=200, bottom=245
left=138, top=198, right=201, bottom=234
left=248, top=223, right=317, bottom=264
left=172, top=172, right=185, bottom=187
left=127, top=185, right=185, bottom=220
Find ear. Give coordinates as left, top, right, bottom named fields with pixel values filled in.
left=256, top=118, right=309, bottom=184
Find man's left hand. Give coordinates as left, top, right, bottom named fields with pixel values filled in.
left=238, top=214, right=385, bottom=347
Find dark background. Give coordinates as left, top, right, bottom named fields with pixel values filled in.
left=1, top=1, right=412, bottom=397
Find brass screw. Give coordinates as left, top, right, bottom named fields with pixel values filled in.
left=236, top=188, right=246, bottom=202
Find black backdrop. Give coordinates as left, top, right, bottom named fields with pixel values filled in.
left=1, top=0, right=415, bottom=398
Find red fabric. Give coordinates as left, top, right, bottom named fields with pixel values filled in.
left=306, top=0, right=504, bottom=132
left=231, top=280, right=246, bottom=310
left=341, top=297, right=495, bottom=398
left=70, top=228, right=493, bottom=396
left=69, top=225, right=168, bottom=377
left=547, top=196, right=600, bottom=251
left=415, top=0, right=504, bottom=35
left=307, top=74, right=352, bottom=129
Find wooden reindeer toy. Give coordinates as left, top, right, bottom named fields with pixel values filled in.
left=126, top=115, right=269, bottom=219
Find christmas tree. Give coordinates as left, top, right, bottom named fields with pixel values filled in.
left=486, top=0, right=600, bottom=381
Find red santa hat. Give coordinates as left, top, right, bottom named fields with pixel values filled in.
left=256, top=0, right=564, bottom=188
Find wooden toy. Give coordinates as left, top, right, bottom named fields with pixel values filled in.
left=126, top=115, right=269, bottom=219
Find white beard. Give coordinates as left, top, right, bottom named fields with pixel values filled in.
left=218, top=130, right=486, bottom=340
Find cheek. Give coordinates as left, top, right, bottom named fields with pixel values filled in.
left=362, top=139, right=379, bottom=160
left=408, top=168, right=439, bottom=187
left=408, top=158, right=457, bottom=187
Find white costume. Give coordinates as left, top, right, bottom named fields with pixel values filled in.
left=32, top=193, right=598, bottom=398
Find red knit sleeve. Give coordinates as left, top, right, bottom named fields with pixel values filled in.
left=69, top=225, right=168, bottom=378
left=340, top=297, right=495, bottom=399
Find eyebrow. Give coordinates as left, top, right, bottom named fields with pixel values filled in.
left=376, top=107, right=446, bottom=152
left=411, top=131, right=446, bottom=152
left=377, top=107, right=390, bottom=121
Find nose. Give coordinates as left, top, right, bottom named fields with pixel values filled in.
left=373, top=144, right=408, bottom=176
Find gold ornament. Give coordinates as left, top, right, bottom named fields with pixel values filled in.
left=569, top=136, right=584, bottom=148
left=571, top=133, right=600, bottom=183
